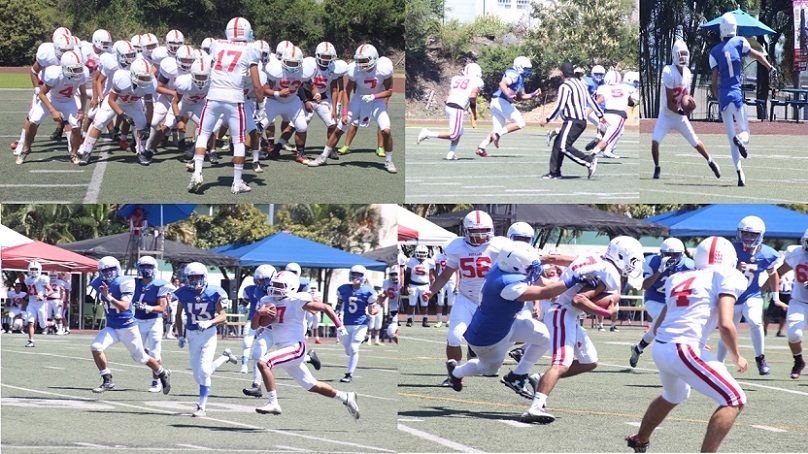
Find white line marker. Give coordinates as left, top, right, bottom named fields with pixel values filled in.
left=397, top=418, right=424, bottom=422
left=497, top=419, right=532, bottom=428
left=84, top=151, right=108, bottom=203
left=176, top=444, right=207, bottom=450
left=29, top=169, right=84, bottom=173
left=274, top=445, right=307, bottom=452
left=74, top=442, right=109, bottom=448
left=0, top=184, right=86, bottom=187
left=398, top=335, right=445, bottom=344
left=625, top=421, right=641, bottom=427
left=398, top=423, right=483, bottom=453
left=750, top=424, right=787, bottom=433
left=736, top=381, right=808, bottom=397
left=641, top=189, right=804, bottom=203
left=44, top=366, right=65, bottom=370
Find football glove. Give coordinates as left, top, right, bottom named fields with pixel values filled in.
left=197, top=320, right=213, bottom=330
left=336, top=326, right=348, bottom=341
left=177, top=336, right=186, bottom=348
left=361, top=94, right=375, bottom=103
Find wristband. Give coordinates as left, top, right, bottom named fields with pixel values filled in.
left=341, top=107, right=349, bottom=116
left=273, top=90, right=280, bottom=99
left=771, top=292, right=780, bottom=301
left=594, top=306, right=611, bottom=318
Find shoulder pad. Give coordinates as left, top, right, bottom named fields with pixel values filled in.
left=332, top=59, right=348, bottom=76
left=265, top=60, right=283, bottom=79
left=503, top=68, right=518, bottom=80
left=119, top=278, right=136, bottom=294
left=112, top=70, right=132, bottom=91
left=43, top=66, right=62, bottom=86
left=376, top=56, right=394, bottom=77
left=296, top=292, right=313, bottom=302
left=301, top=57, right=317, bottom=80
left=346, top=62, right=357, bottom=80
left=159, top=57, right=178, bottom=77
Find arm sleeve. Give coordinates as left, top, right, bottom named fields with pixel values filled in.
left=546, top=85, right=568, bottom=121
left=501, top=281, right=529, bottom=300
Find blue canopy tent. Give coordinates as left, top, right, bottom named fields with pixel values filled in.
left=645, top=205, right=808, bottom=238
left=117, top=204, right=196, bottom=227
left=699, top=9, right=775, bottom=37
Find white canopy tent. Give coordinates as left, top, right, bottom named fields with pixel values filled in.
left=0, top=225, right=34, bottom=249
left=396, top=206, right=457, bottom=246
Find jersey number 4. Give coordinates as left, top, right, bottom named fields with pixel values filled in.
left=214, top=50, right=243, bottom=72
left=459, top=257, right=492, bottom=279
left=670, top=276, right=697, bottom=307
left=58, top=86, right=74, bottom=98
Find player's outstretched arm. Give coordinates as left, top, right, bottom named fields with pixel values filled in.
left=516, top=280, right=569, bottom=302
left=304, top=301, right=343, bottom=328
left=426, top=266, right=457, bottom=298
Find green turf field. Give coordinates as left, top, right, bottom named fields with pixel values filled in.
left=1, top=333, right=398, bottom=453
left=396, top=323, right=808, bottom=453
left=0, top=86, right=404, bottom=203
left=640, top=132, right=808, bottom=203
left=405, top=123, right=639, bottom=203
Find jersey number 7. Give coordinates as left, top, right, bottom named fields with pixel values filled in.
left=214, top=50, right=243, bottom=72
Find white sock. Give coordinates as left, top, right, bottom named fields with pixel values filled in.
left=320, top=146, right=332, bottom=158
left=99, top=368, right=111, bottom=376
left=640, top=329, right=655, bottom=348
left=252, top=149, right=259, bottom=162
left=17, top=128, right=26, bottom=145
left=212, top=354, right=229, bottom=371
left=80, top=136, right=97, bottom=155
left=233, top=164, right=243, bottom=184
left=347, top=352, right=359, bottom=374
left=385, top=151, right=392, bottom=163
left=532, top=392, right=548, bottom=408
left=266, top=389, right=277, bottom=403
left=193, top=155, right=204, bottom=177
left=426, top=129, right=438, bottom=138
left=333, top=390, right=348, bottom=403
left=145, top=126, right=158, bottom=150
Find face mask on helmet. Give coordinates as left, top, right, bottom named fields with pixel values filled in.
left=592, top=65, right=606, bottom=84
left=187, top=274, right=206, bottom=292
left=316, top=42, right=336, bottom=70
left=350, top=272, right=365, bottom=284
left=100, top=266, right=118, bottom=283
left=661, top=251, right=683, bottom=266
left=737, top=230, right=762, bottom=250
left=465, top=228, right=492, bottom=246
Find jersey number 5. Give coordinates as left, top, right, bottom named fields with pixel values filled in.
left=214, top=50, right=243, bottom=72
left=795, top=264, right=808, bottom=284
left=670, top=276, right=696, bottom=307
left=459, top=257, right=492, bottom=279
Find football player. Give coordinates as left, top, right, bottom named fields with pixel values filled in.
left=715, top=216, right=781, bottom=375
left=77, top=57, right=155, bottom=165
left=174, top=262, right=233, bottom=417
left=3, top=282, right=27, bottom=334
left=433, top=248, right=457, bottom=328
left=188, top=17, right=263, bottom=194
left=405, top=245, right=435, bottom=327
left=474, top=56, right=539, bottom=158
left=776, top=228, right=808, bottom=379
left=417, top=62, right=485, bottom=160
left=588, top=70, right=637, bottom=159
left=522, top=236, right=644, bottom=424
left=47, top=270, right=68, bottom=335
left=16, top=51, right=88, bottom=165
left=336, top=265, right=379, bottom=383
left=422, top=210, right=509, bottom=381
left=300, top=42, right=347, bottom=158
left=367, top=287, right=385, bottom=346
left=167, top=57, right=211, bottom=162
left=245, top=39, right=270, bottom=172
left=308, top=43, right=397, bottom=173
left=240, top=264, right=275, bottom=374
left=262, top=45, right=312, bottom=164
left=133, top=256, right=177, bottom=392
left=709, top=12, right=776, bottom=186
left=627, top=237, right=747, bottom=453
left=651, top=39, right=721, bottom=180
left=90, top=256, right=172, bottom=394
left=89, top=40, right=136, bottom=145
left=254, top=271, right=359, bottom=419
left=629, top=238, right=694, bottom=368
left=24, top=261, right=52, bottom=347
left=379, top=267, right=402, bottom=343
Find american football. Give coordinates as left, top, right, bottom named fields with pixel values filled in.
left=254, top=303, right=277, bottom=326
left=681, top=94, right=697, bottom=114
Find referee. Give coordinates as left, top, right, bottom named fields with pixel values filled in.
left=539, top=63, right=607, bottom=179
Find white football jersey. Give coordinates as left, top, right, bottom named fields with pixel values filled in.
left=446, top=75, right=484, bottom=109
left=264, top=59, right=314, bottom=103
left=174, top=73, right=209, bottom=105
left=35, top=43, right=60, bottom=80
left=442, top=236, right=509, bottom=303
left=656, top=268, right=747, bottom=346
left=305, top=58, right=348, bottom=99
left=785, top=248, right=808, bottom=304
left=207, top=40, right=260, bottom=103
left=147, top=46, right=169, bottom=66
left=596, top=83, right=636, bottom=112
left=244, top=67, right=267, bottom=99
left=260, top=294, right=309, bottom=345
left=48, top=277, right=68, bottom=299
left=24, top=275, right=51, bottom=304
left=43, top=66, right=86, bottom=103
left=158, top=57, right=183, bottom=89
left=8, top=290, right=26, bottom=307
left=111, top=69, right=156, bottom=104
left=434, top=253, right=456, bottom=284
left=98, top=52, right=120, bottom=96
left=555, top=254, right=622, bottom=316
left=80, top=42, right=104, bottom=90
left=406, top=257, right=435, bottom=286
left=348, top=56, right=393, bottom=96
left=660, top=64, right=691, bottom=114
left=382, top=279, right=401, bottom=311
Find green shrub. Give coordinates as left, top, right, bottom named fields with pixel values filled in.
left=438, top=19, right=472, bottom=61
left=469, top=15, right=509, bottom=40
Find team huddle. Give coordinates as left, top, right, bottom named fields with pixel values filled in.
left=405, top=209, right=808, bottom=452
left=12, top=17, right=398, bottom=194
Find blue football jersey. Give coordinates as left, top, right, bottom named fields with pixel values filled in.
left=733, top=242, right=780, bottom=305
left=643, top=255, right=695, bottom=304
left=91, top=276, right=136, bottom=329
left=709, top=36, right=750, bottom=109
left=492, top=68, right=524, bottom=101
left=584, top=76, right=606, bottom=109
left=175, top=285, right=225, bottom=330
left=133, top=278, right=171, bottom=320
left=299, top=277, right=310, bottom=292
left=242, top=284, right=267, bottom=320
left=337, top=284, right=376, bottom=326
left=464, top=264, right=533, bottom=347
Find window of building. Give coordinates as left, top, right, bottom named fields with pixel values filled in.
left=498, top=0, right=512, bottom=9
left=516, top=0, right=531, bottom=9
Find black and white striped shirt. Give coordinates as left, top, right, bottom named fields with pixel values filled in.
left=545, top=77, right=603, bottom=122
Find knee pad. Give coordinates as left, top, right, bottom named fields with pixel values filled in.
left=233, top=142, right=246, bottom=157
left=447, top=326, right=464, bottom=347
left=515, top=117, right=526, bottom=129
left=90, top=343, right=104, bottom=352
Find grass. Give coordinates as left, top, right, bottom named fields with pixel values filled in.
left=1, top=331, right=398, bottom=453
left=405, top=123, right=640, bottom=203
left=397, top=321, right=808, bottom=453
left=0, top=87, right=404, bottom=203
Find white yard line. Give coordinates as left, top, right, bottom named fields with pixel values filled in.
left=497, top=419, right=532, bottom=428
left=83, top=151, right=109, bottom=203
left=640, top=188, right=804, bottom=203
left=398, top=423, right=483, bottom=453
left=750, top=425, right=787, bottom=433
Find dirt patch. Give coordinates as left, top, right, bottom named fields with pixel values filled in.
left=639, top=118, right=808, bottom=135
left=0, top=67, right=29, bottom=74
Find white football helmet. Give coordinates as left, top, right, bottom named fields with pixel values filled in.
left=190, top=57, right=211, bottom=89
left=114, top=40, right=137, bottom=68
left=672, top=40, right=690, bottom=67
left=130, top=34, right=142, bottom=52
left=52, top=27, right=72, bottom=43
left=52, top=33, right=75, bottom=60
left=252, top=40, right=271, bottom=64
left=604, top=236, right=644, bottom=278
left=97, top=256, right=121, bottom=283
left=591, top=65, right=606, bottom=83
left=225, top=17, right=253, bottom=42
left=92, top=29, right=113, bottom=51
left=269, top=271, right=299, bottom=299
left=414, top=245, right=428, bottom=260
left=140, top=33, right=159, bottom=56
left=513, top=56, right=532, bottom=76
left=165, top=30, right=184, bottom=54
left=200, top=37, right=214, bottom=55
left=285, top=263, right=302, bottom=276
left=175, top=45, right=196, bottom=71
left=350, top=265, right=367, bottom=285
left=694, top=236, right=737, bottom=270
left=463, top=62, right=482, bottom=79
left=315, top=41, right=337, bottom=69
left=60, top=51, right=84, bottom=79
left=275, top=40, right=294, bottom=60
left=388, top=267, right=400, bottom=283
left=498, top=241, right=543, bottom=283
left=736, top=215, right=765, bottom=251
left=130, top=58, right=154, bottom=88
left=720, top=12, right=737, bottom=39
left=660, top=237, right=685, bottom=267
left=28, top=260, right=42, bottom=278
left=354, top=44, right=378, bottom=72
left=623, top=71, right=639, bottom=89
left=507, top=222, right=534, bottom=243
left=184, top=262, right=208, bottom=292
left=281, top=46, right=303, bottom=73
left=254, top=264, right=277, bottom=290
left=137, top=255, right=157, bottom=279
left=801, top=228, right=808, bottom=252
left=604, top=69, right=621, bottom=86
left=463, top=210, right=494, bottom=246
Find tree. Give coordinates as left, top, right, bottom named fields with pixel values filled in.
left=323, top=0, right=405, bottom=54
left=0, top=204, right=127, bottom=244
left=0, top=0, right=56, bottom=66
left=405, top=0, right=441, bottom=56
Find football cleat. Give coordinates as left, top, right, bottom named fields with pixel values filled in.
left=520, top=404, right=555, bottom=424
left=600, top=150, right=620, bottom=159
left=25, top=340, right=35, bottom=348
left=376, top=147, right=386, bottom=158
left=733, top=136, right=748, bottom=159
left=446, top=360, right=462, bottom=392
left=223, top=348, right=238, bottom=365
left=243, top=383, right=262, bottom=398
left=653, top=166, right=661, bottom=179
left=231, top=181, right=252, bottom=194
left=626, top=434, right=649, bottom=453
left=158, top=369, right=172, bottom=394
left=444, top=152, right=458, bottom=160
left=629, top=345, right=643, bottom=368
left=92, top=374, right=115, bottom=393
left=791, top=356, right=805, bottom=379
left=756, top=355, right=770, bottom=375
left=545, top=129, right=557, bottom=147
left=500, top=371, right=535, bottom=399
left=294, top=153, right=310, bottom=165
left=540, top=173, right=560, bottom=180
left=187, top=175, right=203, bottom=193
left=255, top=401, right=282, bottom=415
left=508, top=347, right=524, bottom=363
left=251, top=161, right=263, bottom=173
left=137, top=150, right=151, bottom=166
left=15, top=152, right=28, bottom=165
left=208, top=151, right=220, bottom=164
left=307, top=155, right=328, bottom=167
left=385, top=162, right=398, bottom=174
left=340, top=373, right=353, bottom=383
left=587, top=156, right=597, bottom=179
left=192, top=404, right=206, bottom=417
left=70, top=154, right=80, bottom=165
left=148, top=380, right=162, bottom=393
left=434, top=321, right=444, bottom=328
left=308, top=350, right=321, bottom=371
left=417, top=128, right=430, bottom=144
left=475, top=147, right=488, bottom=157
left=337, top=145, right=350, bottom=155
left=489, top=132, right=500, bottom=148
left=421, top=318, right=429, bottom=328
left=10, top=141, right=19, bottom=153
left=709, top=160, right=721, bottom=179
left=737, top=169, right=746, bottom=187
left=405, top=318, right=413, bottom=327
left=282, top=142, right=296, bottom=152
left=610, top=325, right=619, bottom=332
left=328, top=149, right=340, bottom=160
left=344, top=392, right=360, bottom=420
